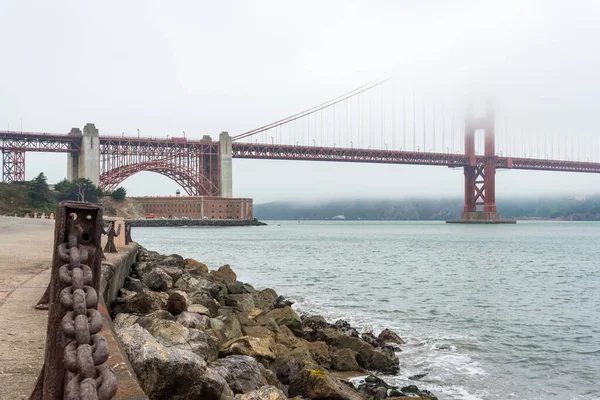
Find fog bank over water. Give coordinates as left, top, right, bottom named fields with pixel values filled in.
left=254, top=195, right=600, bottom=220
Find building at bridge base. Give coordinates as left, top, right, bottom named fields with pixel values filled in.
left=133, top=195, right=253, bottom=220
left=67, top=123, right=100, bottom=186
left=446, top=106, right=515, bottom=224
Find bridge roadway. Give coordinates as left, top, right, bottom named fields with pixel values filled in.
left=3, top=130, right=600, bottom=174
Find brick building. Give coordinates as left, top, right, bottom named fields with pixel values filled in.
left=133, top=195, right=253, bottom=220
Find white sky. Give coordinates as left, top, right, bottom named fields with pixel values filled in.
left=1, top=0, right=599, bottom=203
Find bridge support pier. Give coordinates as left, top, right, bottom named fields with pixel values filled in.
left=67, top=123, right=100, bottom=186
left=219, top=131, right=232, bottom=198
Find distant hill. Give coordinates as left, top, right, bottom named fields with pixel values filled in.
left=254, top=196, right=600, bottom=221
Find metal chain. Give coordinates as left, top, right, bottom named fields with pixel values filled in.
left=59, top=213, right=117, bottom=400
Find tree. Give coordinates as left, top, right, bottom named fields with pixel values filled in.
left=111, top=187, right=127, bottom=201
left=28, top=172, right=51, bottom=206
left=54, top=178, right=103, bottom=202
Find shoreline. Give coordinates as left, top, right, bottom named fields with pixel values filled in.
left=112, top=246, right=439, bottom=400
left=128, top=218, right=267, bottom=227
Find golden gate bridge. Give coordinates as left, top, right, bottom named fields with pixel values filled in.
left=2, top=78, right=600, bottom=222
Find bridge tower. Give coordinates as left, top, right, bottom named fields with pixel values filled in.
left=67, top=123, right=100, bottom=186
left=460, top=107, right=501, bottom=222
left=219, top=131, right=232, bottom=198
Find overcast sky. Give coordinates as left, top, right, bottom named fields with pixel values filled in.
left=1, top=0, right=599, bottom=203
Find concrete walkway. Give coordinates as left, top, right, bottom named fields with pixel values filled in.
left=0, top=217, right=54, bottom=400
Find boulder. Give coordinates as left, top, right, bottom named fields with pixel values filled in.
left=188, top=328, right=220, bottom=362
left=399, top=385, right=438, bottom=400
left=251, top=288, right=278, bottom=312
left=330, top=348, right=360, bottom=372
left=188, top=292, right=220, bottom=317
left=124, top=277, right=145, bottom=292
left=142, top=268, right=174, bottom=292
left=210, top=264, right=237, bottom=282
left=378, top=328, right=405, bottom=345
left=274, top=295, right=294, bottom=309
left=232, top=385, right=287, bottom=400
left=137, top=318, right=189, bottom=346
left=160, top=266, right=185, bottom=282
left=307, top=341, right=331, bottom=368
left=271, top=342, right=316, bottom=385
left=177, top=311, right=210, bottom=330
left=117, top=324, right=206, bottom=399
left=334, top=319, right=360, bottom=338
left=200, top=366, right=235, bottom=400
left=167, top=290, right=189, bottom=315
left=113, top=313, right=139, bottom=330
left=361, top=332, right=381, bottom=348
left=226, top=281, right=247, bottom=294
left=357, top=375, right=396, bottom=400
left=225, top=294, right=255, bottom=314
left=288, top=368, right=364, bottom=400
left=161, top=254, right=186, bottom=268
left=243, top=325, right=275, bottom=340
left=220, top=336, right=276, bottom=361
left=121, top=288, right=166, bottom=314
left=210, top=310, right=243, bottom=343
left=211, top=355, right=269, bottom=394
left=185, top=258, right=209, bottom=274
left=256, top=306, right=302, bottom=335
left=323, top=328, right=398, bottom=374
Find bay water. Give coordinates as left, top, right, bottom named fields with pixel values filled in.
left=134, top=221, right=599, bottom=399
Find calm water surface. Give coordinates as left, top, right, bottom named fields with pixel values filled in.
left=134, top=221, right=600, bottom=400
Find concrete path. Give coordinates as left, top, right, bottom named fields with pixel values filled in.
left=0, top=217, right=54, bottom=400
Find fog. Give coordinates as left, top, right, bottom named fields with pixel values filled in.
left=1, top=0, right=599, bottom=201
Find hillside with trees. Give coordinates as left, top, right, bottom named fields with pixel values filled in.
left=0, top=174, right=127, bottom=216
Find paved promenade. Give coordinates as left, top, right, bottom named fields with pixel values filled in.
left=0, top=217, right=54, bottom=400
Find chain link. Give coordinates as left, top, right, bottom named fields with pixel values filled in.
left=60, top=213, right=117, bottom=400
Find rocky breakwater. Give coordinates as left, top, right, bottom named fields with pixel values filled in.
left=111, top=247, right=438, bottom=400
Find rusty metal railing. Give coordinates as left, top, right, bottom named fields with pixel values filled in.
left=30, top=201, right=117, bottom=400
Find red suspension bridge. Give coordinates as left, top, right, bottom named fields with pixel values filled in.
left=2, top=78, right=600, bottom=221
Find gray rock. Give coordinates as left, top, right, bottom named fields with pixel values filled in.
left=117, top=324, right=206, bottom=399
left=251, top=288, right=278, bottom=312
left=142, top=268, right=173, bottom=292
left=188, top=292, right=220, bottom=317
left=225, top=294, right=255, bottom=314
left=288, top=367, right=363, bottom=400
left=113, top=313, right=139, bottom=330
left=124, top=277, right=145, bottom=292
left=331, top=348, right=360, bottom=372
left=167, top=290, right=189, bottom=315
left=378, top=328, right=406, bottom=345
left=177, top=311, right=210, bottom=330
left=211, top=355, right=269, bottom=394
left=121, top=288, right=166, bottom=314
left=232, top=386, right=287, bottom=400
left=200, top=366, right=235, bottom=400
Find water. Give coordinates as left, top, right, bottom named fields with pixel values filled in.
left=133, top=221, right=600, bottom=399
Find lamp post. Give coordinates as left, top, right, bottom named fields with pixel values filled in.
left=271, top=136, right=274, bottom=145
left=20, top=118, right=22, bottom=133
left=137, top=128, right=140, bottom=140
left=312, top=138, right=315, bottom=146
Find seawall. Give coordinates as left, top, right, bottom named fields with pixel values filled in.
left=129, top=219, right=266, bottom=227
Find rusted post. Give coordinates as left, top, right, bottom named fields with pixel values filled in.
left=124, top=221, right=132, bottom=245
left=30, top=201, right=117, bottom=400
left=103, top=221, right=120, bottom=253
